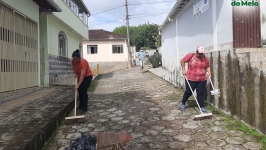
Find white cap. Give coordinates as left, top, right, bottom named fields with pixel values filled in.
left=197, top=46, right=204, bottom=53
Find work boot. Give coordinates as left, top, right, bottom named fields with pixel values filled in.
left=201, top=108, right=208, bottom=114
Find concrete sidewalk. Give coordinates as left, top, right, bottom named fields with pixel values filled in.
left=0, top=76, right=97, bottom=150
left=148, top=66, right=169, bottom=78
left=0, top=87, right=75, bottom=150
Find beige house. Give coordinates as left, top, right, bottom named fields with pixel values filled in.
left=83, top=29, right=128, bottom=74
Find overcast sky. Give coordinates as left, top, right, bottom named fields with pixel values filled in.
left=83, top=0, right=177, bottom=31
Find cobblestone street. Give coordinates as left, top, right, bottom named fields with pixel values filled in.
left=51, top=67, right=263, bottom=150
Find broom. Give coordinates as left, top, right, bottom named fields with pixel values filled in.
left=65, top=78, right=86, bottom=124
left=184, top=76, right=212, bottom=120
left=207, top=73, right=221, bottom=96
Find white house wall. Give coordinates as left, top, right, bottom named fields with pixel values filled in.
left=162, top=0, right=236, bottom=65
left=177, top=0, right=213, bottom=59
left=161, top=0, right=235, bottom=87
left=216, top=0, right=233, bottom=49
left=83, top=40, right=127, bottom=62
left=82, top=40, right=128, bottom=74
left=161, top=21, right=177, bottom=72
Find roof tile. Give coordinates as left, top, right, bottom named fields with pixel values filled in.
left=89, top=29, right=126, bottom=40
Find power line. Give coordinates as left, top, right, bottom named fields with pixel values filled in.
left=130, top=11, right=169, bottom=17
left=91, top=5, right=124, bottom=16
left=90, top=0, right=176, bottom=16
left=89, top=20, right=121, bottom=27
left=128, top=0, right=177, bottom=5
left=129, top=0, right=141, bottom=11
left=91, top=2, right=124, bottom=12
left=89, top=0, right=173, bottom=28
left=89, top=12, right=168, bottom=27
left=138, top=5, right=174, bottom=10
left=130, top=12, right=168, bottom=19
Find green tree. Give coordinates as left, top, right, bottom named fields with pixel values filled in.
left=133, top=24, right=159, bottom=50
left=113, top=24, right=160, bottom=50
left=113, top=26, right=127, bottom=36
left=153, top=34, right=161, bottom=48
left=113, top=26, right=138, bottom=45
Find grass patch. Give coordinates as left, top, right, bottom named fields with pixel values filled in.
left=219, top=115, right=266, bottom=149
left=208, top=104, right=217, bottom=111
left=167, top=83, right=172, bottom=86
left=42, top=120, right=65, bottom=150
left=239, top=123, right=266, bottom=149
left=87, top=75, right=101, bottom=92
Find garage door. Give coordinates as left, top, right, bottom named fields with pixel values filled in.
left=0, top=2, right=38, bottom=92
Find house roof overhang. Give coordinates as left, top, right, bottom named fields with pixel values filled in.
left=33, top=0, right=62, bottom=12
left=87, top=38, right=127, bottom=41
left=159, top=0, right=190, bottom=31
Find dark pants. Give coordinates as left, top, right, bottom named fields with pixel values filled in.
left=181, top=80, right=207, bottom=108
left=78, top=75, right=92, bottom=111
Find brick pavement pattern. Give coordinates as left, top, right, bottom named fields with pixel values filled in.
left=0, top=87, right=75, bottom=150
left=51, top=67, right=263, bottom=150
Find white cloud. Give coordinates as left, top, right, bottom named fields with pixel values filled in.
left=83, top=0, right=176, bottom=31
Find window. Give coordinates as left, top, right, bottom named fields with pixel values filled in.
left=58, top=31, right=68, bottom=57
left=62, top=0, right=89, bottom=26
left=87, top=45, right=98, bottom=54
left=63, top=0, right=69, bottom=4
left=112, top=45, right=123, bottom=54
left=69, top=0, right=73, bottom=9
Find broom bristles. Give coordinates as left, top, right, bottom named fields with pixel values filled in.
left=65, top=118, right=86, bottom=124
left=193, top=113, right=212, bottom=121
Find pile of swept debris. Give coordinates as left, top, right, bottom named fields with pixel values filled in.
left=65, top=132, right=132, bottom=150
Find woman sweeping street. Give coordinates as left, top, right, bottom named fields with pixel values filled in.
left=180, top=46, right=211, bottom=113
left=72, top=49, right=93, bottom=114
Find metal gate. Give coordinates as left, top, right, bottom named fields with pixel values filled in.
left=0, top=2, right=38, bottom=92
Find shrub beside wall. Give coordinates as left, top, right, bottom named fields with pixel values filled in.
left=148, top=53, right=162, bottom=68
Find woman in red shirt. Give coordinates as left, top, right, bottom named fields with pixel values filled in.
left=72, top=49, right=93, bottom=114
left=180, top=46, right=211, bottom=113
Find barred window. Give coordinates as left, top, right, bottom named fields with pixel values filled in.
left=112, top=45, right=123, bottom=54
left=87, top=45, right=98, bottom=54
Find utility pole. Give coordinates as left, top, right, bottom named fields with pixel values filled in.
left=125, top=0, right=133, bottom=68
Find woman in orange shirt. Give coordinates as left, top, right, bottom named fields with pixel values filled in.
left=72, top=49, right=93, bottom=114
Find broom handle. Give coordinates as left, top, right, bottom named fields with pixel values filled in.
left=184, top=76, right=203, bottom=114
left=207, top=72, right=215, bottom=90
left=74, top=78, right=77, bottom=117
